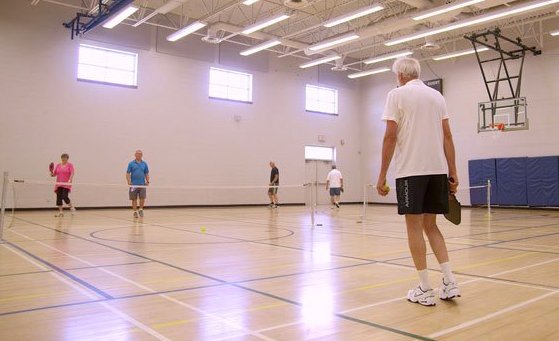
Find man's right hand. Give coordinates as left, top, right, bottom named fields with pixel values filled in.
left=448, top=176, right=459, bottom=194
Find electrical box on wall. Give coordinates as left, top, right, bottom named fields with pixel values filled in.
left=318, top=135, right=326, bottom=142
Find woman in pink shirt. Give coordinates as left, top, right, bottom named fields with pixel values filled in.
left=50, top=153, right=76, bottom=217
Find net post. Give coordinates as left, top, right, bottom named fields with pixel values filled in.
left=487, top=179, right=492, bottom=216
left=362, top=184, right=368, bottom=221
left=0, top=172, right=8, bottom=241
left=307, top=182, right=315, bottom=228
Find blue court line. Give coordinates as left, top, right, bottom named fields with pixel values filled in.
left=0, top=299, right=106, bottom=317
left=65, top=260, right=153, bottom=271
left=0, top=270, right=52, bottom=278
left=12, top=216, right=435, bottom=340
left=5, top=241, right=113, bottom=300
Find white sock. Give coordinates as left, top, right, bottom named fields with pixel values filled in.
left=440, top=262, right=456, bottom=283
left=418, top=269, right=431, bottom=291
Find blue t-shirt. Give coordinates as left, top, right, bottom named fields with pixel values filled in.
left=127, top=160, right=149, bottom=185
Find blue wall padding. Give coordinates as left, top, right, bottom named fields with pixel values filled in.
left=496, top=157, right=528, bottom=206
left=468, top=159, right=497, bottom=205
left=527, top=156, right=559, bottom=206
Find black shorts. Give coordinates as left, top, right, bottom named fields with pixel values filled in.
left=396, top=174, right=449, bottom=215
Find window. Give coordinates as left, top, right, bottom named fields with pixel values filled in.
left=305, top=146, right=335, bottom=161
left=209, top=67, right=253, bottom=103
left=77, top=44, right=138, bottom=87
left=305, top=85, right=338, bottom=115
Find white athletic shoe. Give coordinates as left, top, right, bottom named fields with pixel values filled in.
left=70, top=207, right=76, bottom=215
left=440, top=280, right=461, bottom=300
left=133, top=211, right=139, bottom=218
left=407, top=285, right=436, bottom=306
left=54, top=213, right=64, bottom=218
left=138, top=209, right=144, bottom=217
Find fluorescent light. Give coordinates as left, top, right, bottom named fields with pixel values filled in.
left=309, top=33, right=360, bottom=51
left=102, top=5, right=138, bottom=29
left=323, top=4, right=384, bottom=28
left=551, top=29, right=559, bottom=36
left=167, top=21, right=207, bottom=42
left=433, top=46, right=489, bottom=60
left=299, top=55, right=341, bottom=68
left=240, top=39, right=282, bottom=56
left=348, top=67, right=391, bottom=79
left=385, top=0, right=559, bottom=46
left=243, top=0, right=261, bottom=5
left=412, top=0, right=485, bottom=21
left=364, top=50, right=413, bottom=64
left=242, top=14, right=291, bottom=35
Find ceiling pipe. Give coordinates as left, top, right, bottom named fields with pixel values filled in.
left=133, top=0, right=189, bottom=27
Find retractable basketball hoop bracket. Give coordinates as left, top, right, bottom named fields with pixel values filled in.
left=63, top=0, right=134, bottom=39
left=465, top=28, right=541, bottom=132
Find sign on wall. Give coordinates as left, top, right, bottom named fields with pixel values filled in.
left=425, top=79, right=443, bottom=94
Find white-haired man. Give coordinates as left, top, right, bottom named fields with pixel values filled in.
left=376, top=57, right=460, bottom=306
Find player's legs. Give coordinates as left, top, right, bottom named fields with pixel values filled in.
left=423, top=214, right=449, bottom=264
left=55, top=187, right=64, bottom=216
left=406, top=214, right=427, bottom=271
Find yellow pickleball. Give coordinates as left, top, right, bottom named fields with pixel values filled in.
left=383, top=185, right=390, bottom=193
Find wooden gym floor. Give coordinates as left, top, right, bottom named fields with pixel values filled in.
left=0, top=205, right=558, bottom=340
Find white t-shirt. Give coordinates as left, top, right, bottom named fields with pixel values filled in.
left=382, top=79, right=449, bottom=179
left=326, top=169, right=343, bottom=188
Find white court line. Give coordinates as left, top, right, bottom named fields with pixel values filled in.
left=8, top=229, right=275, bottom=341
left=1, top=244, right=170, bottom=341
left=428, top=291, right=558, bottom=339
left=338, top=257, right=559, bottom=314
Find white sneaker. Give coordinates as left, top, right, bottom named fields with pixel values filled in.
left=440, top=280, right=461, bottom=300
left=55, top=213, right=64, bottom=218
left=407, top=285, right=436, bottom=306
left=138, top=209, right=144, bottom=217
left=133, top=211, right=139, bottom=218
left=70, top=207, right=76, bottom=215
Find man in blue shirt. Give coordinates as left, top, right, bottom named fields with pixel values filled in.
left=126, top=150, right=150, bottom=218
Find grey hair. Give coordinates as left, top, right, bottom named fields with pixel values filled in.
left=331, top=164, right=337, bottom=169
left=392, top=57, right=421, bottom=79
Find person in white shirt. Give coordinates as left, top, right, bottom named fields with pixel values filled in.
left=326, top=165, right=343, bottom=208
left=376, top=57, right=460, bottom=307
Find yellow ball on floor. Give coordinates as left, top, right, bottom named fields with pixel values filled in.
left=201, top=227, right=206, bottom=233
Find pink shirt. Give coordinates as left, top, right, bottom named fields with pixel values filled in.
left=54, top=163, right=74, bottom=192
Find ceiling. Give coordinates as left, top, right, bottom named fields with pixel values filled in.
left=29, top=0, right=559, bottom=72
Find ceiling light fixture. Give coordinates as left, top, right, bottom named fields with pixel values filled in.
left=102, top=5, right=138, bottom=28
left=308, top=33, right=360, bottom=51
left=167, top=21, right=207, bottom=42
left=323, top=4, right=384, bottom=28
left=240, top=39, right=282, bottom=56
left=241, top=13, right=291, bottom=35
left=364, top=50, right=413, bottom=64
left=432, top=46, right=489, bottom=60
left=412, top=0, right=486, bottom=21
left=348, top=67, right=391, bottom=79
left=299, top=55, right=342, bottom=68
left=385, top=0, right=559, bottom=46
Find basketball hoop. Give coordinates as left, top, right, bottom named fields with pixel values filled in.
left=489, top=123, right=505, bottom=139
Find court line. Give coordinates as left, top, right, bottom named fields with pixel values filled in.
left=5, top=241, right=113, bottom=299
left=9, top=217, right=435, bottom=340
left=427, top=291, right=558, bottom=339
left=65, top=260, right=153, bottom=271
left=1, top=244, right=170, bottom=341
left=340, top=256, right=559, bottom=314
left=0, top=270, right=52, bottom=278
left=7, top=229, right=278, bottom=341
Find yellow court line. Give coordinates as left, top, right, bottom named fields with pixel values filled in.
left=455, top=252, right=538, bottom=272
left=0, top=292, right=61, bottom=303
left=152, top=302, right=286, bottom=329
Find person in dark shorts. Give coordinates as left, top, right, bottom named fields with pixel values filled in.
left=376, top=57, right=460, bottom=306
left=50, top=153, right=76, bottom=217
left=326, top=165, right=343, bottom=208
left=268, top=161, right=279, bottom=208
left=126, top=150, right=150, bottom=218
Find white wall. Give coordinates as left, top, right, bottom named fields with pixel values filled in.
left=0, top=0, right=363, bottom=208
left=361, top=34, right=559, bottom=205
